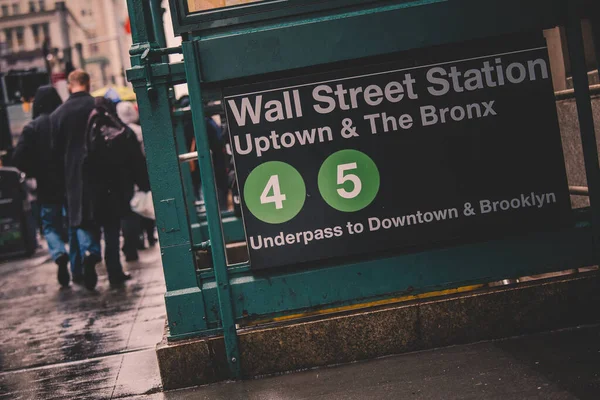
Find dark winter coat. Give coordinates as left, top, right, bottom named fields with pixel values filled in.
left=50, top=91, right=96, bottom=227
left=85, top=97, right=150, bottom=224
left=12, top=85, right=64, bottom=204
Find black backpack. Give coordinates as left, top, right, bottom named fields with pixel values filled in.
left=85, top=98, right=136, bottom=181
left=84, top=98, right=150, bottom=220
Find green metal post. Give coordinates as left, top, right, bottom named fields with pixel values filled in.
left=566, top=1, right=600, bottom=261
left=126, top=0, right=158, bottom=69
left=173, top=110, right=204, bottom=237
left=150, top=0, right=168, bottom=49
left=126, top=0, right=208, bottom=336
left=182, top=40, right=241, bottom=378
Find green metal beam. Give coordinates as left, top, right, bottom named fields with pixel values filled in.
left=126, top=62, right=194, bottom=91
left=190, top=224, right=595, bottom=331
left=126, top=0, right=159, bottom=68
left=193, top=216, right=246, bottom=245
left=173, top=110, right=204, bottom=244
left=127, top=0, right=208, bottom=336
left=150, top=0, right=168, bottom=49
left=192, top=0, right=564, bottom=83
left=182, top=40, right=241, bottom=378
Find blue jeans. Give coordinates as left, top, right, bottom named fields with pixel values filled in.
left=69, top=220, right=123, bottom=279
left=69, top=225, right=101, bottom=277
left=40, top=204, right=67, bottom=262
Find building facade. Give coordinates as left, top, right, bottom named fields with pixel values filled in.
left=0, top=0, right=132, bottom=91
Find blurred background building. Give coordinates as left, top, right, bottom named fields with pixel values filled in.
left=0, top=0, right=133, bottom=147
left=0, top=0, right=131, bottom=96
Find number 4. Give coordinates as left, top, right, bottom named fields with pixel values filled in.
left=261, top=175, right=286, bottom=209
left=337, top=163, right=362, bottom=199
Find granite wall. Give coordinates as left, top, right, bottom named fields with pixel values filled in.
left=556, top=94, right=600, bottom=208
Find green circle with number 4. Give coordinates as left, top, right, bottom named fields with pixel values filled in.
left=318, top=150, right=380, bottom=212
left=244, top=161, right=306, bottom=224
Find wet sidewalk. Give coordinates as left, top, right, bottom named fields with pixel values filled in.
left=1, top=244, right=600, bottom=399
left=0, top=244, right=166, bottom=399
left=145, top=325, right=599, bottom=400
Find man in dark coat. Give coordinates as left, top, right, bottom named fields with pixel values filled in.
left=50, top=70, right=102, bottom=290
left=85, top=97, right=149, bottom=286
left=12, top=85, right=69, bottom=287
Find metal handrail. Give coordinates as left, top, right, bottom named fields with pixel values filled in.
left=569, top=186, right=590, bottom=196
left=178, top=151, right=198, bottom=163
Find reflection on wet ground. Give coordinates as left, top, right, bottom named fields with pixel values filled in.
left=0, top=244, right=165, bottom=399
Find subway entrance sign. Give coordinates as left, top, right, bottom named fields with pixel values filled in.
left=225, top=33, right=571, bottom=270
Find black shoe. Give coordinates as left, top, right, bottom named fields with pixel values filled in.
left=56, top=253, right=70, bottom=287
left=110, top=273, right=132, bottom=287
left=83, top=253, right=101, bottom=290
left=72, top=274, right=84, bottom=285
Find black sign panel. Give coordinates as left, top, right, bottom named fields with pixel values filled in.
left=224, top=33, right=571, bottom=270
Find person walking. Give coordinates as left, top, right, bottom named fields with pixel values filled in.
left=85, top=97, right=150, bottom=286
left=12, top=85, right=69, bottom=287
left=117, top=101, right=153, bottom=258
left=50, top=70, right=98, bottom=289
left=51, top=70, right=130, bottom=290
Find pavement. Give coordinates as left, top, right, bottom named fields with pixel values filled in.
left=0, top=242, right=165, bottom=399
left=1, top=241, right=600, bottom=399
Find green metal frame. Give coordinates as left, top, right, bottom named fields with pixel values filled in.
left=127, top=0, right=600, bottom=380
left=173, top=109, right=246, bottom=244
left=168, top=0, right=397, bottom=34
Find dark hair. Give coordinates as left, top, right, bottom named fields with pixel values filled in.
left=32, top=85, right=63, bottom=119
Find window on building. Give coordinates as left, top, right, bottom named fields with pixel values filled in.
left=4, top=29, right=13, bottom=53
left=41, top=23, right=49, bottom=39
left=38, top=0, right=45, bottom=11
left=31, top=25, right=42, bottom=47
left=29, top=1, right=36, bottom=12
left=12, top=3, right=20, bottom=14
left=1, top=5, right=9, bottom=16
left=15, top=27, right=24, bottom=51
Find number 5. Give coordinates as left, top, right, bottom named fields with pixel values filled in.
left=337, top=163, right=362, bottom=199
left=261, top=175, right=286, bottom=209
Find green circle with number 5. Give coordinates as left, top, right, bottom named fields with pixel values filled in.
left=244, top=161, right=306, bottom=224
left=318, top=150, right=380, bottom=212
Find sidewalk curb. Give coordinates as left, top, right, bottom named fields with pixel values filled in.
left=156, top=271, right=600, bottom=390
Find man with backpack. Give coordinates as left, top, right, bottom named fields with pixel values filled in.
left=51, top=70, right=135, bottom=290
left=85, top=97, right=150, bottom=286
left=51, top=70, right=98, bottom=288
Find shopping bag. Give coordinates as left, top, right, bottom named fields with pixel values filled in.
left=130, top=191, right=155, bottom=220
